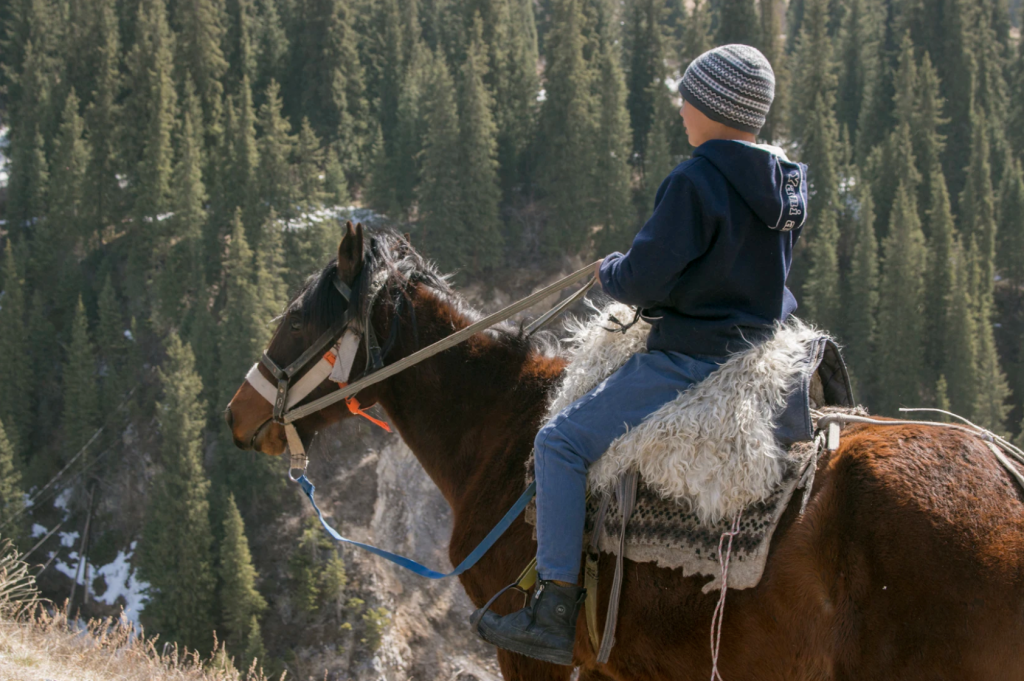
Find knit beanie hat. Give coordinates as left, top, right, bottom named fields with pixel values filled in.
left=678, top=44, right=775, bottom=134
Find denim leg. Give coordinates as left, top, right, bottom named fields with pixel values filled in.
left=533, top=351, right=722, bottom=583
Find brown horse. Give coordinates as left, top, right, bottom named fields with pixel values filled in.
left=226, top=223, right=1024, bottom=681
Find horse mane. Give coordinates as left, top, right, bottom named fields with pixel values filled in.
left=286, top=225, right=560, bottom=358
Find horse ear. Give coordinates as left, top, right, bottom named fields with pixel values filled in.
left=337, top=221, right=364, bottom=283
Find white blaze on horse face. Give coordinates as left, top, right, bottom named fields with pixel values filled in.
left=330, top=330, right=361, bottom=384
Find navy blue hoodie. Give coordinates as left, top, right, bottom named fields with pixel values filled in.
left=598, top=139, right=808, bottom=357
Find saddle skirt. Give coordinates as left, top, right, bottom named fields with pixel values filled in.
left=526, top=302, right=855, bottom=591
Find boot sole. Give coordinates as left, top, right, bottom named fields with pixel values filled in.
left=475, top=621, right=575, bottom=666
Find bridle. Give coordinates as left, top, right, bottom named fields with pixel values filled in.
left=243, top=251, right=403, bottom=479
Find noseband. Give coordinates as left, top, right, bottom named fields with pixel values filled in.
left=244, top=255, right=403, bottom=478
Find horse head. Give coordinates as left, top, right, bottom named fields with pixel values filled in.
left=224, top=219, right=395, bottom=456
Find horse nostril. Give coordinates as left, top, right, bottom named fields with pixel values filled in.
left=224, top=407, right=233, bottom=428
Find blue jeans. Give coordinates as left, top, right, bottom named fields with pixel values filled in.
left=534, top=350, right=722, bottom=583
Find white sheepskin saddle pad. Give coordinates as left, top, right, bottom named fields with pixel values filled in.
left=526, top=302, right=855, bottom=591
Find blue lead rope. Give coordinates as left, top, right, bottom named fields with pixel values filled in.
left=297, top=475, right=537, bottom=579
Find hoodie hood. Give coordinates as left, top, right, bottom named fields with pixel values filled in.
left=693, top=139, right=808, bottom=232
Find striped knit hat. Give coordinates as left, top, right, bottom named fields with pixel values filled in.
left=678, top=44, right=775, bottom=134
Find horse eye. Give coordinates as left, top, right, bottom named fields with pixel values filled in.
left=290, top=319, right=302, bottom=332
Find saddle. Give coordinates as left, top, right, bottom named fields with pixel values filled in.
left=524, top=302, right=855, bottom=660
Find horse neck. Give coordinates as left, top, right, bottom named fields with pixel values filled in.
left=373, top=285, right=564, bottom=507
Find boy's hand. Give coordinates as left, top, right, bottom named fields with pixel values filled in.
left=593, top=258, right=603, bottom=285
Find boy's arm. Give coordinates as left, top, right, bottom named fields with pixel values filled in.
left=598, top=172, right=713, bottom=308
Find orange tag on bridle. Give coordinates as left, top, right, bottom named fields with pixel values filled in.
left=323, top=351, right=392, bottom=432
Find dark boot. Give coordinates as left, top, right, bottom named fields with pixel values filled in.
left=473, top=580, right=586, bottom=665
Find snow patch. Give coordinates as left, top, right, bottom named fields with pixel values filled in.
left=59, top=531, right=79, bottom=548
left=48, top=541, right=150, bottom=622
left=0, top=125, right=9, bottom=189
left=280, top=205, right=387, bottom=232
left=54, top=488, right=73, bottom=516
left=31, top=524, right=47, bottom=538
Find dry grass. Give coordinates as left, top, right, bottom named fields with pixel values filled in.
left=0, top=539, right=275, bottom=681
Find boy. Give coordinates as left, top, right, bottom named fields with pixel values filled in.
left=475, top=44, right=808, bottom=665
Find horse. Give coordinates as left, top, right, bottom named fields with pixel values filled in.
left=225, top=222, right=1024, bottom=681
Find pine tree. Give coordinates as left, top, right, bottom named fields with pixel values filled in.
left=137, top=333, right=217, bottom=654
left=1008, top=38, right=1024, bottom=157
left=242, top=615, right=268, bottom=672
left=758, top=0, right=787, bottom=143
left=156, top=100, right=207, bottom=328
left=172, top=0, right=228, bottom=133
left=257, top=80, right=296, bottom=220
left=415, top=53, right=462, bottom=265
left=217, top=211, right=269, bottom=412
left=717, top=0, right=759, bottom=44
left=4, top=37, right=52, bottom=231
left=456, top=17, right=504, bottom=274
left=95, top=275, right=129, bottom=415
left=972, top=291, right=1011, bottom=434
left=365, top=38, right=426, bottom=219
left=126, top=0, right=177, bottom=302
left=256, top=209, right=289, bottom=318
left=252, top=0, right=288, bottom=101
left=943, top=239, right=978, bottom=416
left=288, top=0, right=367, bottom=168
left=997, top=158, right=1024, bottom=293
left=789, top=0, right=835, bottom=150
left=871, top=34, right=921, bottom=242
left=792, top=11, right=843, bottom=331
left=680, top=0, right=711, bottom=72
left=0, top=244, right=31, bottom=458
left=933, top=0, right=977, bottom=211
left=912, top=52, right=947, bottom=221
left=233, top=77, right=262, bottom=235
left=26, top=290, right=59, bottom=458
left=958, top=107, right=997, bottom=308
left=923, top=169, right=956, bottom=387
left=801, top=180, right=842, bottom=332
left=48, top=89, right=90, bottom=241
left=538, top=0, right=596, bottom=253
left=842, top=177, right=878, bottom=398
left=591, top=15, right=635, bottom=254
left=214, top=212, right=282, bottom=514
left=294, top=118, right=325, bottom=212
left=6, top=120, right=49, bottom=232
left=363, top=0, right=405, bottom=165
left=323, top=144, right=351, bottom=206
left=60, top=296, right=100, bottom=459
left=624, top=0, right=668, bottom=161
left=874, top=182, right=927, bottom=416
left=219, top=494, right=267, bottom=659
left=225, top=0, right=256, bottom=91
left=835, top=0, right=875, bottom=151
left=82, top=0, right=122, bottom=243
left=853, top=0, right=899, bottom=161
left=483, top=0, right=540, bottom=192
left=0, top=419, right=25, bottom=543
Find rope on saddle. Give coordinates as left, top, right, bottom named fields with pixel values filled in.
left=817, top=408, right=1024, bottom=492
left=709, top=510, right=742, bottom=681
left=587, top=470, right=639, bottom=664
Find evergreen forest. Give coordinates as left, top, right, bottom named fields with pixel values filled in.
left=0, top=0, right=1023, bottom=674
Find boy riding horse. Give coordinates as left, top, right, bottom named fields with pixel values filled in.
left=475, top=44, right=809, bottom=665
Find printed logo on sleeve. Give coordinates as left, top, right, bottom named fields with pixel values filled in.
left=782, top=169, right=803, bottom=231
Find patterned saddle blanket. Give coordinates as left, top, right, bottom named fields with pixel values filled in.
left=526, top=302, right=855, bottom=591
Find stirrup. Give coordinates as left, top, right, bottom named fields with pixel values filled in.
left=469, top=581, right=529, bottom=629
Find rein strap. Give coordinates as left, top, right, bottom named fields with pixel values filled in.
left=283, top=261, right=600, bottom=424
left=299, top=474, right=536, bottom=579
